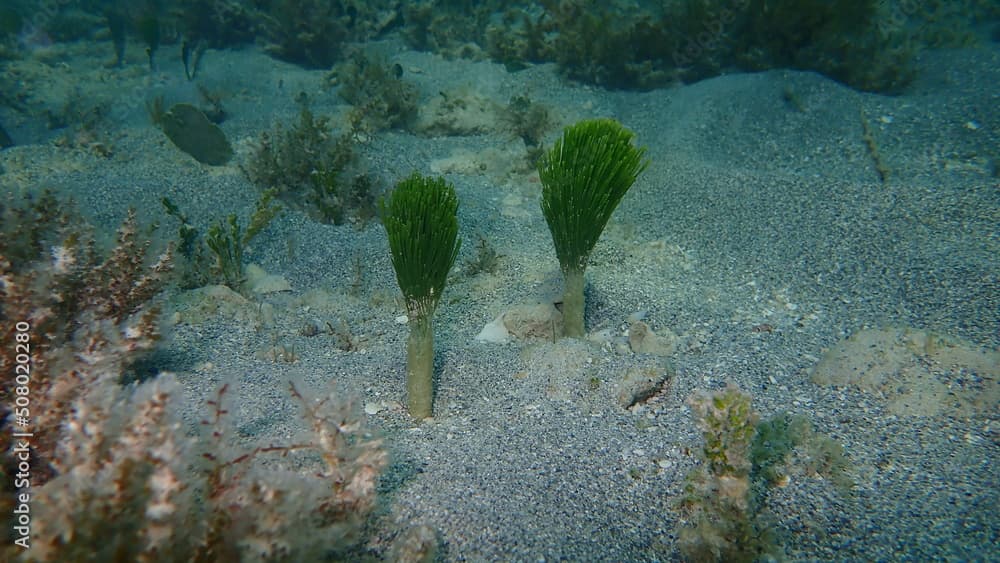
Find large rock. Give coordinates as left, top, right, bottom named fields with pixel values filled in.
left=617, top=365, right=673, bottom=409
left=628, top=321, right=679, bottom=356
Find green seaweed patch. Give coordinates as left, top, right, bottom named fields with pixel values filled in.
left=152, top=102, right=233, bottom=165
left=161, top=191, right=281, bottom=291
left=245, top=97, right=375, bottom=225
left=329, top=50, right=419, bottom=132
left=679, top=385, right=778, bottom=562
left=751, top=412, right=853, bottom=493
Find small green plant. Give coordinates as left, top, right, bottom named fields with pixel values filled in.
left=162, top=196, right=216, bottom=289
left=309, top=166, right=349, bottom=225
left=752, top=412, right=852, bottom=492
left=330, top=49, right=419, bottom=132
left=205, top=215, right=247, bottom=290
left=160, top=197, right=199, bottom=259
left=539, top=118, right=648, bottom=337
left=246, top=96, right=374, bottom=225
left=164, top=191, right=280, bottom=291
left=380, top=172, right=461, bottom=419
left=679, top=384, right=776, bottom=562
left=205, top=190, right=281, bottom=290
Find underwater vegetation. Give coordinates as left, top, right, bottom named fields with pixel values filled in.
left=539, top=118, right=648, bottom=338
left=680, top=385, right=775, bottom=562
left=0, top=0, right=994, bottom=97
left=751, top=412, right=853, bottom=492
left=0, top=1, right=992, bottom=560
left=0, top=190, right=406, bottom=561
left=245, top=95, right=376, bottom=226
left=259, top=0, right=351, bottom=69
left=462, top=234, right=503, bottom=277
left=678, top=385, right=854, bottom=562
left=399, top=0, right=997, bottom=93
left=260, top=0, right=401, bottom=67
left=502, top=94, right=553, bottom=163
left=174, top=0, right=259, bottom=49
left=380, top=173, right=461, bottom=419
left=162, top=191, right=282, bottom=292
left=482, top=0, right=914, bottom=92
left=328, top=49, right=420, bottom=132
left=0, top=191, right=173, bottom=496
left=202, top=191, right=281, bottom=291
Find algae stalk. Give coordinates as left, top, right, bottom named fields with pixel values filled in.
left=561, top=268, right=586, bottom=338
left=406, top=315, right=434, bottom=419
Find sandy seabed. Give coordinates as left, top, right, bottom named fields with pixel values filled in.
left=2, top=36, right=997, bottom=561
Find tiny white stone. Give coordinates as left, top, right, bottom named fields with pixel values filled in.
left=475, top=315, right=510, bottom=344
left=395, top=315, right=409, bottom=324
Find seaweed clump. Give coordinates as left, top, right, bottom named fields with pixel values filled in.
left=678, top=384, right=854, bottom=561
left=678, top=385, right=777, bottom=562
left=502, top=95, right=552, bottom=163
left=174, top=0, right=260, bottom=48
left=245, top=95, right=376, bottom=225
left=329, top=50, right=420, bottom=132
left=258, top=0, right=351, bottom=68
left=751, top=412, right=853, bottom=492
left=0, top=191, right=173, bottom=491
left=732, top=0, right=916, bottom=94
left=401, top=1, right=495, bottom=57
left=0, top=190, right=393, bottom=560
left=405, top=0, right=924, bottom=93
left=162, top=191, right=282, bottom=291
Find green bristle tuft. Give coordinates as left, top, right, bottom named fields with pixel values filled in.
left=539, top=118, right=648, bottom=275
left=381, top=172, right=461, bottom=320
